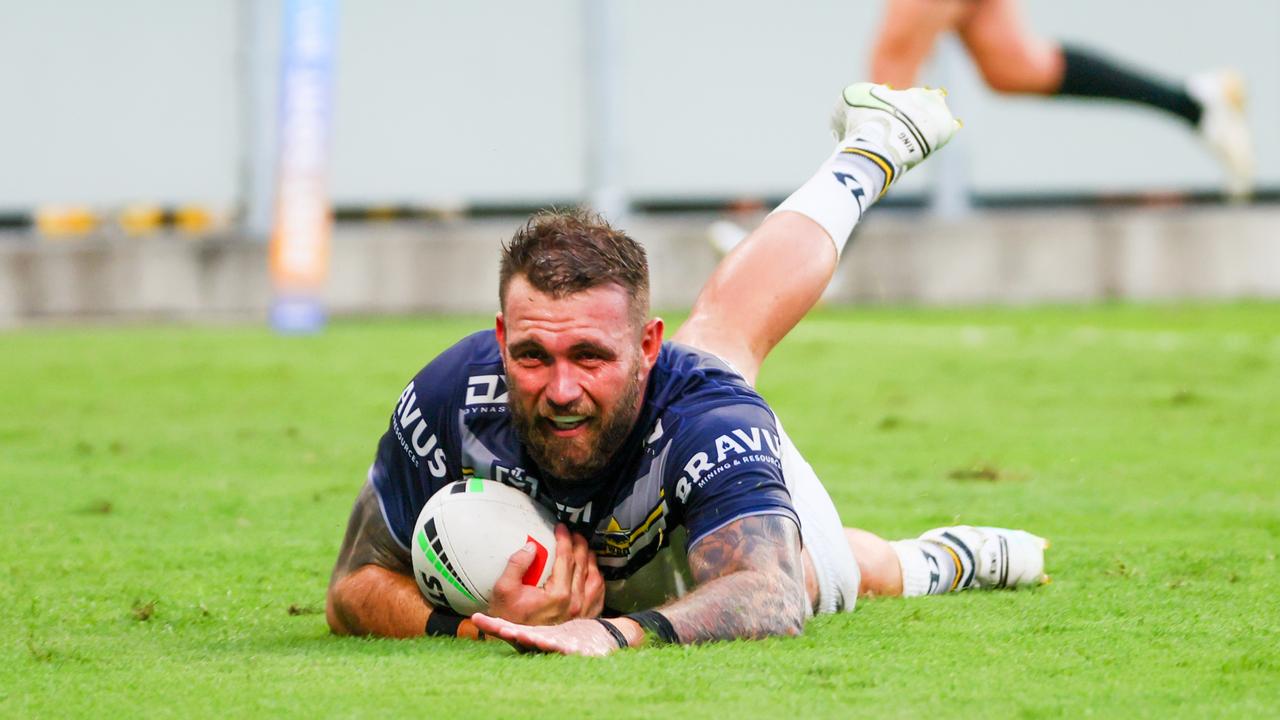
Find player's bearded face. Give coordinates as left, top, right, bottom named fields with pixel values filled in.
left=506, top=353, right=645, bottom=482
left=499, top=278, right=659, bottom=483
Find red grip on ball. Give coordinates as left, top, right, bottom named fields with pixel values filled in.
left=520, top=535, right=549, bottom=586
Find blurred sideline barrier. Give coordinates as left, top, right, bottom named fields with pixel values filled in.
left=1, top=206, right=1278, bottom=328
left=28, top=205, right=226, bottom=239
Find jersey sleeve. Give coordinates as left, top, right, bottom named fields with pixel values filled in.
left=667, top=401, right=799, bottom=549
left=368, top=331, right=492, bottom=548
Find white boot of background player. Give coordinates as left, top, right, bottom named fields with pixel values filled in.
left=1187, top=70, right=1255, bottom=201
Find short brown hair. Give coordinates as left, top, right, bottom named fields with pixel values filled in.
left=499, top=208, right=650, bottom=325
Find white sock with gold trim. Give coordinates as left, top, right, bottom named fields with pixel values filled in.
left=771, top=122, right=895, bottom=257
left=890, top=537, right=970, bottom=597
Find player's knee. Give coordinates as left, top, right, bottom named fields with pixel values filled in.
left=774, top=593, right=807, bottom=637
left=846, top=528, right=902, bottom=597
left=870, top=35, right=932, bottom=87
left=671, top=320, right=760, bottom=386
left=969, top=38, right=1062, bottom=94
left=980, top=62, right=1039, bottom=94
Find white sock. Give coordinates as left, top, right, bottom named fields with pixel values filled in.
left=891, top=538, right=969, bottom=597
left=771, top=123, right=896, bottom=256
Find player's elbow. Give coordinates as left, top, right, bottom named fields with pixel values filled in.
left=772, top=612, right=806, bottom=638
left=761, top=575, right=808, bottom=638
left=325, top=578, right=359, bottom=636
left=779, top=586, right=808, bottom=637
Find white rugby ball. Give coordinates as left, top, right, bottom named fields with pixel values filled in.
left=411, top=479, right=557, bottom=615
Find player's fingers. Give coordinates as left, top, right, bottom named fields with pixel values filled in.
left=572, top=532, right=591, bottom=571
left=472, top=613, right=531, bottom=652
left=500, top=628, right=538, bottom=654
left=507, top=626, right=566, bottom=655
left=471, top=612, right=516, bottom=636
left=549, top=523, right=572, bottom=590
left=550, top=525, right=570, bottom=579
left=583, top=550, right=605, bottom=617
left=495, top=541, right=538, bottom=590
left=568, top=535, right=589, bottom=617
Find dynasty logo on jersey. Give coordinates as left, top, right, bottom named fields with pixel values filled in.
left=465, top=374, right=508, bottom=406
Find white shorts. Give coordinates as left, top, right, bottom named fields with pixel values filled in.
left=601, top=419, right=860, bottom=615
left=603, top=351, right=859, bottom=616
left=777, top=419, right=860, bottom=615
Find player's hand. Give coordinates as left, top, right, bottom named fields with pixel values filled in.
left=470, top=614, right=631, bottom=657
left=487, top=523, right=604, bottom=625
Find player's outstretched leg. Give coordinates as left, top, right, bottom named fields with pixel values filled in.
left=674, top=83, right=961, bottom=385
left=890, top=526, right=1049, bottom=596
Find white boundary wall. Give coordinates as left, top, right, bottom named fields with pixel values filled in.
left=0, top=0, right=1277, bottom=212
left=3, top=207, right=1278, bottom=327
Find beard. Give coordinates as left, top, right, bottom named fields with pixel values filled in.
left=507, top=368, right=644, bottom=483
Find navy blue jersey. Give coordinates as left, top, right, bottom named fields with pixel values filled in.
left=369, top=330, right=798, bottom=611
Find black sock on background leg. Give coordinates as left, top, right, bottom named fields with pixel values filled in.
left=1056, top=44, right=1201, bottom=126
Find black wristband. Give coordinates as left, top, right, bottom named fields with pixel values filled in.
left=625, top=610, right=679, bottom=644
left=596, top=618, right=629, bottom=649
left=425, top=610, right=464, bottom=638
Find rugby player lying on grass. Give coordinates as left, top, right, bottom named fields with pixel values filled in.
left=326, top=82, right=1049, bottom=656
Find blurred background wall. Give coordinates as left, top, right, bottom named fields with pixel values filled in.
left=0, top=0, right=1276, bottom=326
left=1, top=0, right=1276, bottom=214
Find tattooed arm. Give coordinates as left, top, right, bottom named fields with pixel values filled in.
left=470, top=513, right=808, bottom=654
left=325, top=481, right=440, bottom=638
left=659, top=514, right=808, bottom=642
left=327, top=482, right=604, bottom=638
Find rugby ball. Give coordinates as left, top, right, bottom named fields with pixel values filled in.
left=411, top=479, right=557, bottom=614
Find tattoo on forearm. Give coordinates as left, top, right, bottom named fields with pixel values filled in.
left=328, top=482, right=419, bottom=635
left=662, top=514, right=807, bottom=643
left=330, top=481, right=412, bottom=590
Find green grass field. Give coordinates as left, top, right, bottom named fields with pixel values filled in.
left=3, top=303, right=1278, bottom=718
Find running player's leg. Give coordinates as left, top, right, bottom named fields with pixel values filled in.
left=869, top=0, right=973, bottom=88
left=959, top=0, right=1253, bottom=196
left=954, top=0, right=1062, bottom=93
left=674, top=84, right=960, bottom=385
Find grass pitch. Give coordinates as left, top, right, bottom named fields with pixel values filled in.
left=2, top=303, right=1278, bottom=718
